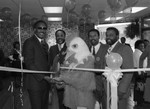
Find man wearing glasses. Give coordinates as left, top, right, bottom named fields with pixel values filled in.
left=23, top=20, right=50, bottom=109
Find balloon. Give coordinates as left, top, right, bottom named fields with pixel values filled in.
left=1, top=7, right=12, bottom=19
left=65, top=0, right=76, bottom=12
left=79, top=18, right=86, bottom=25
left=81, top=4, right=91, bottom=17
left=41, top=15, right=48, bottom=22
left=86, top=16, right=92, bottom=24
left=106, top=52, right=123, bottom=69
left=21, top=13, right=31, bottom=21
left=98, top=10, right=105, bottom=19
left=125, top=0, right=138, bottom=7
left=31, top=17, right=38, bottom=25
left=107, top=0, right=122, bottom=11
left=69, top=11, right=79, bottom=24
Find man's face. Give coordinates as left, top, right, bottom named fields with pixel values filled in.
left=56, top=31, right=65, bottom=44
left=34, top=22, right=47, bottom=39
left=106, top=30, right=119, bottom=46
left=88, top=31, right=100, bottom=46
left=143, top=30, right=150, bottom=42
left=139, top=43, right=145, bottom=52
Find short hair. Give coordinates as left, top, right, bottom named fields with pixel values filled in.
left=106, top=27, right=119, bottom=36
left=33, top=20, right=47, bottom=29
left=134, top=40, right=144, bottom=49
left=143, top=39, right=149, bottom=47
left=55, top=29, right=66, bottom=37
left=120, top=37, right=126, bottom=44
left=13, top=41, right=19, bottom=48
left=88, top=29, right=100, bottom=37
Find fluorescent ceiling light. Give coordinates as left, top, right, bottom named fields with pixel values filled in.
left=43, top=7, right=63, bottom=13
left=95, top=22, right=131, bottom=27
left=145, top=19, right=150, bottom=21
left=105, top=17, right=123, bottom=21
left=0, top=19, right=3, bottom=22
left=48, top=17, right=62, bottom=21
left=119, top=7, right=147, bottom=13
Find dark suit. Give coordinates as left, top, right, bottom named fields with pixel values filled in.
left=49, top=43, right=67, bottom=68
left=90, top=43, right=109, bottom=109
left=110, top=42, right=134, bottom=109
left=49, top=43, right=67, bottom=109
left=23, top=35, right=50, bottom=109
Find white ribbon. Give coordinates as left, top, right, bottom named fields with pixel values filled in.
left=103, top=67, right=123, bottom=87
left=103, top=67, right=123, bottom=109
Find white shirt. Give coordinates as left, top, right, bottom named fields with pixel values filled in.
left=35, top=34, right=43, bottom=43
left=58, top=43, right=65, bottom=51
left=91, top=43, right=101, bottom=54
left=133, top=49, right=142, bottom=68
left=133, top=49, right=147, bottom=68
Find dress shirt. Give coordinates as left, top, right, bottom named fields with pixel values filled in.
left=91, top=43, right=100, bottom=55
left=58, top=43, right=65, bottom=51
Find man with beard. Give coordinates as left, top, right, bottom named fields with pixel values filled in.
left=48, top=29, right=67, bottom=109
left=23, top=20, right=50, bottom=109
left=105, top=27, right=134, bottom=109
left=88, top=29, right=109, bottom=109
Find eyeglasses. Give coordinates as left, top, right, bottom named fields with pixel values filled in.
left=37, top=27, right=47, bottom=30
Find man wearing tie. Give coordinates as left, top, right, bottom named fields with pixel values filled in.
left=88, top=29, right=109, bottom=109
left=105, top=27, right=134, bottom=109
left=48, top=29, right=67, bottom=109
left=23, top=20, right=50, bottom=109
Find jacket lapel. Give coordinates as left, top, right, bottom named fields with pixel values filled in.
left=111, top=42, right=122, bottom=52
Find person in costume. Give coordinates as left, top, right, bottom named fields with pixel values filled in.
left=54, top=34, right=96, bottom=109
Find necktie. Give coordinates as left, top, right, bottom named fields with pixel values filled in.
left=41, top=40, right=45, bottom=45
left=107, top=46, right=112, bottom=55
left=41, top=40, right=48, bottom=52
left=58, top=44, right=61, bottom=51
left=93, top=46, right=95, bottom=56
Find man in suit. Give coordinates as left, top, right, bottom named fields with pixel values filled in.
left=23, top=20, right=50, bottom=109
left=88, top=29, right=109, bottom=109
left=49, top=29, right=67, bottom=70
left=48, top=29, right=67, bottom=109
left=105, top=27, right=134, bottom=109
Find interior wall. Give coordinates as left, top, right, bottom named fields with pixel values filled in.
left=0, top=22, right=94, bottom=57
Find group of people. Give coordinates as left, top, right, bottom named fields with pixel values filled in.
left=6, top=19, right=150, bottom=109
left=20, top=19, right=134, bottom=109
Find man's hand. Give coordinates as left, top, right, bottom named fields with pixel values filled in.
left=44, top=76, right=54, bottom=83
left=53, top=77, right=62, bottom=82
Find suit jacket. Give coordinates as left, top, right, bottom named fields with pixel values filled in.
left=23, top=35, right=49, bottom=90
left=90, top=43, right=109, bottom=91
left=111, top=42, right=134, bottom=95
left=49, top=43, right=67, bottom=70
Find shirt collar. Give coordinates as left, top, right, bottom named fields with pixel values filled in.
left=110, top=40, right=119, bottom=51
left=58, top=42, right=65, bottom=48
left=92, top=42, right=100, bottom=54
left=35, top=34, right=43, bottom=43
